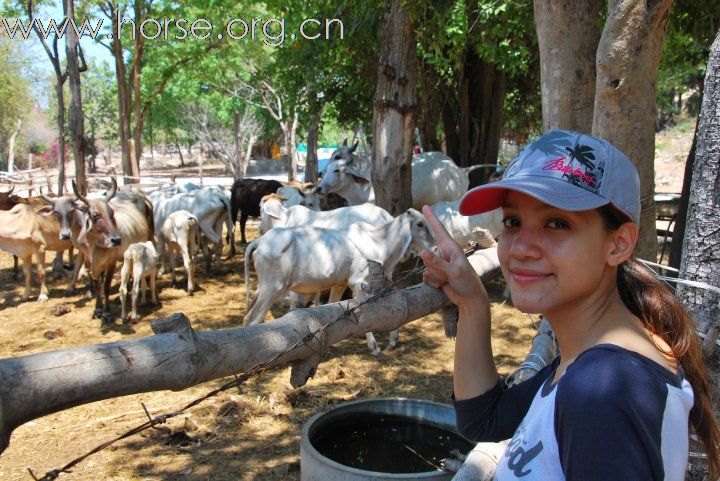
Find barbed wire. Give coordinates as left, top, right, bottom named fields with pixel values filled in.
left=25, top=253, right=452, bottom=481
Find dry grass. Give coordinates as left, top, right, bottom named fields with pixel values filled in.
left=0, top=227, right=536, bottom=481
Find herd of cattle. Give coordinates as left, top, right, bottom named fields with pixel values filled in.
left=0, top=146, right=503, bottom=354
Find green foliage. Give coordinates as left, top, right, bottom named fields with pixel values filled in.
left=0, top=35, right=33, bottom=162
left=411, top=0, right=541, bottom=140
left=82, top=61, right=118, bottom=144
left=657, top=0, right=720, bottom=126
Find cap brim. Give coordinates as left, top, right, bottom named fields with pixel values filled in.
left=459, top=176, right=610, bottom=216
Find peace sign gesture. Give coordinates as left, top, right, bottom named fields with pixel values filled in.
left=420, top=205, right=489, bottom=310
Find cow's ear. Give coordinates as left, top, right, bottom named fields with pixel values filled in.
left=264, top=200, right=285, bottom=220
left=73, top=201, right=88, bottom=212
left=37, top=205, right=54, bottom=216
left=345, top=167, right=371, bottom=185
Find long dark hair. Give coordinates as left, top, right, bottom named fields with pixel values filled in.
left=599, top=204, right=720, bottom=475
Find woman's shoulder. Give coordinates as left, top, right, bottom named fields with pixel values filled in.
left=556, top=344, right=690, bottom=410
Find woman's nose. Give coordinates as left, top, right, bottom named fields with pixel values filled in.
left=508, top=227, right=542, bottom=259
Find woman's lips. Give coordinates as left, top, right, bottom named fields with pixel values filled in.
left=510, top=269, right=551, bottom=283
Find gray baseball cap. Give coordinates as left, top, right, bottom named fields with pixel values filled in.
left=459, top=130, right=640, bottom=224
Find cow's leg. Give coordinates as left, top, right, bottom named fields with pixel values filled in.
left=12, top=255, right=19, bottom=280
left=35, top=247, right=48, bottom=302
left=240, top=212, right=249, bottom=245
left=212, top=217, right=224, bottom=269
left=180, top=244, right=194, bottom=295
left=140, top=270, right=147, bottom=305
left=20, top=255, right=32, bottom=301
left=243, top=283, right=286, bottom=327
left=200, top=237, right=211, bottom=273
left=149, top=270, right=158, bottom=304
left=388, top=330, right=399, bottom=350
left=169, top=246, right=177, bottom=287
left=230, top=204, right=238, bottom=256
left=101, top=264, right=116, bottom=324
left=65, top=251, right=85, bottom=295
left=93, top=272, right=105, bottom=320
left=51, top=251, right=64, bottom=278
left=119, top=259, right=131, bottom=321
left=328, top=286, right=347, bottom=304
left=130, top=270, right=141, bottom=322
left=156, top=233, right=167, bottom=276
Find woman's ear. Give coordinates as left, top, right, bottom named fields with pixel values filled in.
left=607, top=222, right=638, bottom=266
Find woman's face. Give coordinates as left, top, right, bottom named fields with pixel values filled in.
left=497, top=191, right=619, bottom=315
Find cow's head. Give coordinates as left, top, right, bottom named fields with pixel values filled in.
left=401, top=208, right=436, bottom=257
left=41, top=179, right=121, bottom=247
left=315, top=158, right=370, bottom=195
left=258, top=194, right=287, bottom=235
left=328, top=139, right=359, bottom=163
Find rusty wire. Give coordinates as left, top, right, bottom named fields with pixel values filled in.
left=26, top=253, right=461, bottom=481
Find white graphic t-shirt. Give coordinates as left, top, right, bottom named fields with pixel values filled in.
left=453, top=344, right=694, bottom=480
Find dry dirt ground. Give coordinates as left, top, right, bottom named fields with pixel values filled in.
left=0, top=226, right=537, bottom=481
left=0, top=125, right=692, bottom=480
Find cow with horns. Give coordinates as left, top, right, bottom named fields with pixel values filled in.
left=41, top=179, right=154, bottom=323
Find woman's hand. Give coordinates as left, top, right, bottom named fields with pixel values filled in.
left=420, top=205, right=489, bottom=310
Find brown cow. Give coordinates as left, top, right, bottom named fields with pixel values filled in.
left=0, top=186, right=74, bottom=280
left=0, top=200, right=73, bottom=302
left=42, top=179, right=153, bottom=323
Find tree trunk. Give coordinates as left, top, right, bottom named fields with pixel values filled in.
left=109, top=3, right=133, bottom=183
left=55, top=80, right=67, bottom=195
left=677, top=29, right=720, bottom=349
left=0, top=268, right=462, bottom=454
left=305, top=104, right=323, bottom=184
left=233, top=111, right=242, bottom=178
left=417, top=59, right=441, bottom=151
left=372, top=0, right=416, bottom=216
left=130, top=1, right=145, bottom=182
left=287, top=111, right=299, bottom=181
left=677, top=34, right=720, bottom=479
left=6, top=118, right=21, bottom=174
left=64, top=0, right=86, bottom=194
left=442, top=87, right=461, bottom=161
left=243, top=134, right=255, bottom=179
left=534, top=0, right=599, bottom=133
left=669, top=113, right=700, bottom=270
left=466, top=56, right=507, bottom=187
left=592, top=0, right=674, bottom=261
left=174, top=137, right=185, bottom=167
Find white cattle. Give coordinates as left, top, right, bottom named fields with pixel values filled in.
left=432, top=201, right=503, bottom=247
left=276, top=185, right=306, bottom=207
left=119, top=241, right=158, bottom=322
left=161, top=210, right=199, bottom=295
left=150, top=187, right=232, bottom=272
left=467, top=248, right=500, bottom=276
left=258, top=194, right=393, bottom=235
left=316, top=152, right=488, bottom=209
left=244, top=209, right=435, bottom=355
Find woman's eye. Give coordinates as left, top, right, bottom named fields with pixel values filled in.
left=547, top=219, right=570, bottom=229
left=502, top=216, right=519, bottom=228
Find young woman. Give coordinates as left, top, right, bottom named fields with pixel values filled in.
left=420, top=130, right=720, bottom=480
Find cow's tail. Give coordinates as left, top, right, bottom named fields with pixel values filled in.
left=143, top=197, right=156, bottom=242
left=244, top=239, right=259, bottom=312
left=461, top=164, right=498, bottom=175
left=222, top=195, right=234, bottom=242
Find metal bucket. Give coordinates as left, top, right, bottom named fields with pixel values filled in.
left=301, top=398, right=472, bottom=481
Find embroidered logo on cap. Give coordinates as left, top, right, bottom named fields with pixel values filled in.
left=505, top=132, right=606, bottom=194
